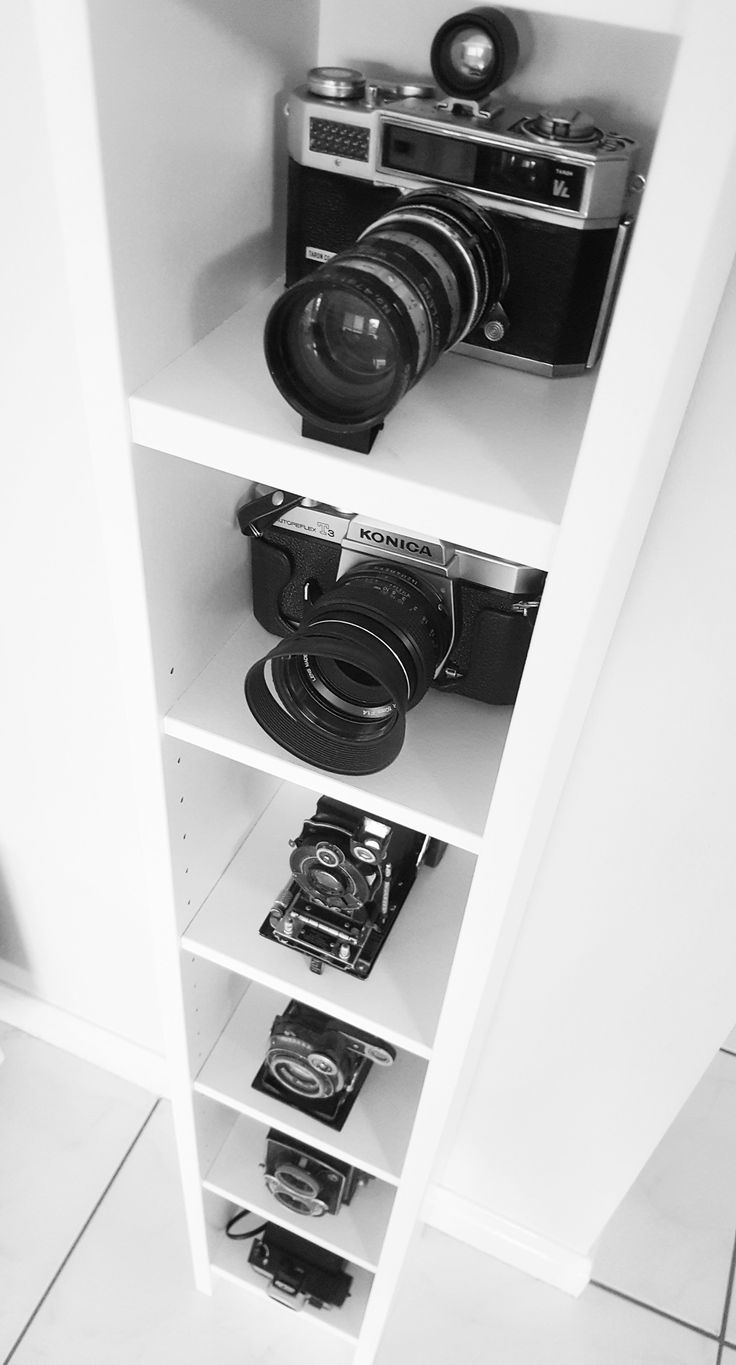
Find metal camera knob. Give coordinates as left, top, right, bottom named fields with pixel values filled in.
left=307, top=66, right=366, bottom=100
left=532, top=107, right=599, bottom=143
left=482, top=302, right=509, bottom=343
left=353, top=842, right=377, bottom=864
left=316, top=844, right=342, bottom=867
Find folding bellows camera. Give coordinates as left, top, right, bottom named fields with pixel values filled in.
left=252, top=999, right=396, bottom=1130
left=262, top=795, right=446, bottom=978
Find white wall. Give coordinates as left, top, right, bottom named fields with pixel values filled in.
left=434, top=250, right=736, bottom=1258
left=0, top=1, right=164, bottom=1056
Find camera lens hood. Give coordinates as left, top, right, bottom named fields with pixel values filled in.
left=245, top=628, right=408, bottom=775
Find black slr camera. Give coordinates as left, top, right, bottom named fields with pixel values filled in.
left=264, top=7, right=643, bottom=449
left=264, top=1129, right=371, bottom=1217
left=249, top=1223, right=352, bottom=1312
left=263, top=796, right=446, bottom=977
left=239, top=488, right=545, bottom=774
left=252, top=999, right=396, bottom=1130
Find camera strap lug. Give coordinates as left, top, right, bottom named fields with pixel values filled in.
left=237, top=489, right=301, bottom=537
left=512, top=598, right=541, bottom=618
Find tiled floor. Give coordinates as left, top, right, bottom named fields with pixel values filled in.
left=2, top=1022, right=736, bottom=1364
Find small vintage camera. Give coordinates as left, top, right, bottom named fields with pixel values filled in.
left=239, top=488, right=545, bottom=774
left=252, top=999, right=396, bottom=1130
left=264, top=8, right=643, bottom=449
left=263, top=796, right=447, bottom=977
left=248, top=1222, right=353, bottom=1312
left=264, top=1128, right=371, bottom=1217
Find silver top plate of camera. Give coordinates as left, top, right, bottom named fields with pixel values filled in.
left=287, top=76, right=640, bottom=229
left=273, top=502, right=545, bottom=595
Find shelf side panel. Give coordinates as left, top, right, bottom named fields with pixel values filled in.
left=163, top=740, right=279, bottom=935
left=86, top=0, right=321, bottom=392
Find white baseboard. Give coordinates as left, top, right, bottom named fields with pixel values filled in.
left=423, top=1185, right=592, bottom=1297
left=0, top=981, right=168, bottom=1097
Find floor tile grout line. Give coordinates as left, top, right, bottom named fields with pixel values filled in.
left=715, top=1225, right=736, bottom=1364
left=1, top=1099, right=160, bottom=1365
left=589, top=1279, right=720, bottom=1343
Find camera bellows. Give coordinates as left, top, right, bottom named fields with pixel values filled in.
left=263, top=188, right=507, bottom=442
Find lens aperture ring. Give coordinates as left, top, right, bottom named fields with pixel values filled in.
left=366, top=207, right=482, bottom=338
left=390, top=189, right=508, bottom=334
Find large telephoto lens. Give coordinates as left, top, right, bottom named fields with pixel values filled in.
left=244, top=561, right=452, bottom=774
left=264, top=188, right=507, bottom=438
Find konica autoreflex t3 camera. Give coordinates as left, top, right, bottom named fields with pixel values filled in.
left=263, top=796, right=446, bottom=978
left=239, top=487, right=545, bottom=774
left=252, top=999, right=395, bottom=1130
left=263, top=7, right=643, bottom=449
left=248, top=1223, right=353, bottom=1312
left=264, top=1128, right=371, bottom=1217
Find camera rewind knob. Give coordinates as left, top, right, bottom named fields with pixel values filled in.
left=307, top=67, right=366, bottom=100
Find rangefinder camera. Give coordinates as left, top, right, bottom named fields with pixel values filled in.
left=248, top=1223, right=353, bottom=1312
left=263, top=796, right=447, bottom=977
left=239, top=487, right=545, bottom=775
left=264, top=1129, right=371, bottom=1217
left=264, top=7, right=643, bottom=449
left=252, top=999, right=396, bottom=1130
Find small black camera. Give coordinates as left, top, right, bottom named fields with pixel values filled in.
left=264, top=9, right=643, bottom=449
left=263, top=795, right=446, bottom=977
left=248, top=1222, right=353, bottom=1312
left=239, top=488, right=545, bottom=774
left=252, top=999, right=396, bottom=1130
left=264, top=1129, right=371, bottom=1217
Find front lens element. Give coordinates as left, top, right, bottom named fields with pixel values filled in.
left=286, top=288, right=399, bottom=419
left=271, top=1054, right=328, bottom=1098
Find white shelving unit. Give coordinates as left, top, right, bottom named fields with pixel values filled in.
left=129, top=279, right=592, bottom=569
left=34, top=0, right=736, bottom=1360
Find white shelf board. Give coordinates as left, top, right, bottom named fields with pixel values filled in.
left=193, top=984, right=426, bottom=1184
left=164, top=616, right=511, bottom=853
left=203, top=1111, right=395, bottom=1271
left=209, top=1225, right=372, bottom=1343
left=182, top=785, right=475, bottom=1058
left=129, top=281, right=594, bottom=570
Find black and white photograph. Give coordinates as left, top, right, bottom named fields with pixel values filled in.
left=2, top=2, right=736, bottom=1362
